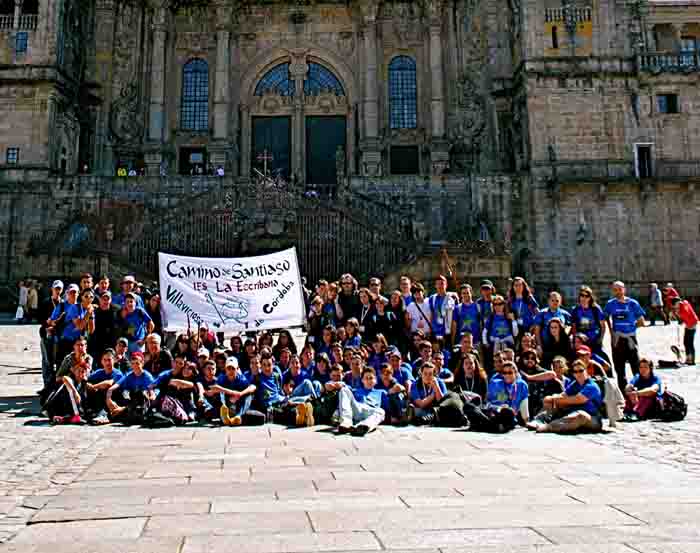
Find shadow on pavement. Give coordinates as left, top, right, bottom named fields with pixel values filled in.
left=0, top=395, right=40, bottom=417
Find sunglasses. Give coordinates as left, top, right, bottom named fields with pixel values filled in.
left=493, top=302, right=505, bottom=306
left=579, top=293, right=591, bottom=297
left=572, top=369, right=586, bottom=374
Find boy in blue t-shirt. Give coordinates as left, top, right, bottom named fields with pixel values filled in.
left=86, top=349, right=124, bottom=422
left=603, top=281, right=646, bottom=389
left=216, top=357, right=256, bottom=426
left=335, top=367, right=386, bottom=436
left=105, top=352, right=155, bottom=423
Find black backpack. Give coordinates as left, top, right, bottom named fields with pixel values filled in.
left=658, top=390, right=687, bottom=422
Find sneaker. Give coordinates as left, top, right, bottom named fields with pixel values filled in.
left=295, top=404, right=307, bottom=426
left=51, top=416, right=66, bottom=425
left=68, top=414, right=83, bottom=425
left=303, top=403, right=314, bottom=427
left=526, top=421, right=543, bottom=431
left=220, top=405, right=232, bottom=426
left=231, top=415, right=242, bottom=426
left=351, top=424, right=370, bottom=437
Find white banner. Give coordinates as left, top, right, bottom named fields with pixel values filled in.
left=158, top=248, right=306, bottom=332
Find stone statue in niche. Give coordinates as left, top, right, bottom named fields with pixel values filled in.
left=452, top=73, right=485, bottom=146
left=335, top=145, right=345, bottom=180
left=110, top=83, right=143, bottom=144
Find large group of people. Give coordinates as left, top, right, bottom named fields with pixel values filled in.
left=34, top=270, right=694, bottom=435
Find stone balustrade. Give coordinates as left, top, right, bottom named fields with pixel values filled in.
left=17, top=14, right=37, bottom=30
left=639, top=51, right=700, bottom=73
left=0, top=14, right=13, bottom=30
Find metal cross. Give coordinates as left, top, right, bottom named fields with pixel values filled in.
left=256, top=149, right=274, bottom=176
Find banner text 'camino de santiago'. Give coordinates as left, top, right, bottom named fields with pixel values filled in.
left=158, top=248, right=306, bottom=332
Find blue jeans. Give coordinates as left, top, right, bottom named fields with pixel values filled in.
left=225, top=393, right=253, bottom=417
left=289, top=379, right=322, bottom=404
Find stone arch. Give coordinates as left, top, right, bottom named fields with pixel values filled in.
left=238, top=45, right=359, bottom=183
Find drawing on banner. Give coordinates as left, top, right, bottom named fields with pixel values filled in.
left=159, top=248, right=306, bottom=332
left=205, top=292, right=250, bottom=326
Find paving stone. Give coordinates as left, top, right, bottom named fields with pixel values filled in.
left=629, top=543, right=700, bottom=553
left=377, top=527, right=549, bottom=549
left=311, top=504, right=639, bottom=532
left=9, top=517, right=148, bottom=544
left=211, top=495, right=405, bottom=514
left=610, top=503, right=700, bottom=525
left=31, top=500, right=211, bottom=522
left=535, top=524, right=700, bottom=544
left=182, top=531, right=381, bottom=553
left=144, top=511, right=311, bottom=537
left=0, top=537, right=182, bottom=553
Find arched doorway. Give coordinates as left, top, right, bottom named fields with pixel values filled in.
left=241, top=51, right=355, bottom=193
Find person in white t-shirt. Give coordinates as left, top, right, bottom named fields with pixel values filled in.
left=406, top=283, right=433, bottom=337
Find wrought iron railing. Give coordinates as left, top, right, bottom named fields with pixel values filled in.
left=639, top=51, right=700, bottom=73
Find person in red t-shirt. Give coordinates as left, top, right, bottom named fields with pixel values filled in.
left=663, top=284, right=680, bottom=321
left=671, top=297, right=698, bottom=365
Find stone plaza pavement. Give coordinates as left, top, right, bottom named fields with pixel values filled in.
left=0, top=322, right=698, bottom=553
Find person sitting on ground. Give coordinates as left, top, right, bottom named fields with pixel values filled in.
left=252, top=352, right=315, bottom=427
left=527, top=359, right=603, bottom=433
left=432, top=350, right=454, bottom=385
left=216, top=357, right=257, bottom=426
left=343, top=353, right=365, bottom=389
left=376, top=362, right=409, bottom=424
left=105, top=352, right=156, bottom=423
left=344, top=317, right=363, bottom=348
left=451, top=353, right=488, bottom=404
left=196, top=358, right=221, bottom=420
left=411, top=340, right=434, bottom=376
left=55, top=336, right=94, bottom=388
left=114, top=337, right=130, bottom=373
left=335, top=366, right=386, bottom=436
left=449, top=332, right=481, bottom=374
left=367, top=334, right=390, bottom=373
left=518, top=350, right=565, bottom=415
left=313, top=352, right=332, bottom=385
left=409, top=362, right=467, bottom=427
left=624, top=358, right=663, bottom=421
left=486, top=361, right=529, bottom=424
left=45, top=358, right=90, bottom=424
left=151, top=360, right=199, bottom=424
left=144, top=333, right=173, bottom=376
left=283, top=354, right=322, bottom=403
left=541, top=317, right=573, bottom=369
left=85, top=349, right=125, bottom=423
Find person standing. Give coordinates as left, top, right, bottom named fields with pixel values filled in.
left=17, top=280, right=29, bottom=322
left=671, top=297, right=698, bottom=365
left=38, top=280, right=64, bottom=396
left=26, top=281, right=39, bottom=323
left=428, top=275, right=456, bottom=344
left=604, top=281, right=646, bottom=390
left=648, top=283, right=667, bottom=326
left=662, top=283, right=679, bottom=323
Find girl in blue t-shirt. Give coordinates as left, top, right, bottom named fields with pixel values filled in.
left=452, top=284, right=482, bottom=345
left=571, top=286, right=608, bottom=358
left=507, top=277, right=539, bottom=337
left=482, top=297, right=519, bottom=375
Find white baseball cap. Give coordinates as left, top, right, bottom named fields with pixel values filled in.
left=51, top=280, right=64, bottom=289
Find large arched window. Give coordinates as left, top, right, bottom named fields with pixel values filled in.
left=181, top=59, right=209, bottom=131
left=304, top=62, right=344, bottom=96
left=388, top=56, right=417, bottom=129
left=255, top=63, right=295, bottom=96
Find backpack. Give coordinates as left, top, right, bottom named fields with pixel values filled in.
left=158, top=395, right=190, bottom=425
left=126, top=391, right=151, bottom=425
left=658, top=390, right=687, bottom=422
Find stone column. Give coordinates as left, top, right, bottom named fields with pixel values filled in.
left=148, top=8, right=167, bottom=143
left=428, top=0, right=449, bottom=175
left=359, top=1, right=381, bottom=177
left=213, top=3, right=231, bottom=140
left=289, top=51, right=308, bottom=182
left=13, top=0, right=21, bottom=29
left=240, top=103, right=251, bottom=178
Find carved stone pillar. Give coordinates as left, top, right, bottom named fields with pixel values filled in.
left=359, top=1, right=381, bottom=176
left=240, top=103, right=251, bottom=178
left=289, top=51, right=308, bottom=182
left=428, top=0, right=449, bottom=174
left=13, top=0, right=21, bottom=30
left=213, top=3, right=231, bottom=140
left=148, top=8, right=167, bottom=143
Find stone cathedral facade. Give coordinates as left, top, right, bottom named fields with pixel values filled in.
left=1, top=0, right=700, bottom=299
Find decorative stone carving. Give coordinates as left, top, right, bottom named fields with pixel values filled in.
left=337, top=32, right=355, bottom=57
left=358, top=0, right=378, bottom=25
left=424, top=0, right=445, bottom=26
left=451, top=74, right=485, bottom=145
left=110, top=83, right=143, bottom=143
left=303, top=91, right=347, bottom=113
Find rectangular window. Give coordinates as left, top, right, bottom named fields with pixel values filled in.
left=15, top=31, right=28, bottom=54
left=390, top=146, right=419, bottom=175
left=6, top=147, right=19, bottom=164
left=551, top=26, right=559, bottom=49
left=635, top=144, right=653, bottom=179
left=657, top=94, right=679, bottom=114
